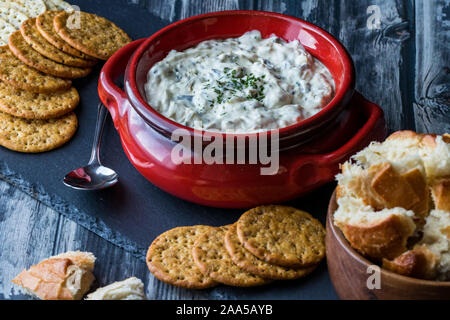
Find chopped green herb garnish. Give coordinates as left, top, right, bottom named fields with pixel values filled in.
left=207, top=68, right=266, bottom=104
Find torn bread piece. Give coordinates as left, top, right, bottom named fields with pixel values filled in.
left=420, top=134, right=450, bottom=181
left=12, top=251, right=95, bottom=300
left=86, top=277, right=146, bottom=300
left=354, top=131, right=450, bottom=183
left=382, top=244, right=438, bottom=280
left=334, top=196, right=416, bottom=260
left=337, top=161, right=429, bottom=226
left=420, top=210, right=450, bottom=281
left=431, top=178, right=450, bottom=212
left=354, top=130, right=425, bottom=176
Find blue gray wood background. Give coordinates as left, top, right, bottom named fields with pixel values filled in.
left=0, top=0, right=449, bottom=300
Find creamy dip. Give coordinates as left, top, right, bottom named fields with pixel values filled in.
left=145, top=30, right=335, bottom=133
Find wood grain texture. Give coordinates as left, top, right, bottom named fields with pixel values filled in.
left=414, top=0, right=450, bottom=134
left=337, top=0, right=414, bottom=133
left=0, top=0, right=449, bottom=300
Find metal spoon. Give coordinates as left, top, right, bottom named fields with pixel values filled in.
left=63, top=103, right=119, bottom=190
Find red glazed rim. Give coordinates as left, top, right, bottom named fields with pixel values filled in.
left=328, top=191, right=450, bottom=287
left=127, top=10, right=355, bottom=138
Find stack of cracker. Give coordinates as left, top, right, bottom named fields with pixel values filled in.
left=146, top=205, right=326, bottom=289
left=0, top=1, right=131, bottom=153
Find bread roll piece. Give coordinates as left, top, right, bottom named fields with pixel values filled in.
left=431, top=178, right=450, bottom=212
left=420, top=134, right=450, bottom=181
left=354, top=131, right=450, bottom=182
left=85, top=277, right=146, bottom=300
left=420, top=210, right=450, bottom=281
left=12, top=251, right=95, bottom=300
left=334, top=196, right=416, bottom=260
left=382, top=244, right=438, bottom=280
left=337, top=161, right=429, bottom=226
left=335, top=131, right=450, bottom=280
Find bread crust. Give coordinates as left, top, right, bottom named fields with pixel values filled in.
left=382, top=245, right=438, bottom=279
left=12, top=251, right=95, bottom=300
left=431, top=178, right=450, bottom=212
left=342, top=214, right=415, bottom=260
left=369, top=162, right=420, bottom=210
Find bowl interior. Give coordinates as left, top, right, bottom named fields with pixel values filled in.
left=129, top=11, right=354, bottom=135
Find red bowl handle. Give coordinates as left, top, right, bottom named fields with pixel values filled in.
left=98, top=39, right=146, bottom=126
left=293, top=92, right=386, bottom=187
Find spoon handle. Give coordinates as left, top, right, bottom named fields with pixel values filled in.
left=89, top=103, right=109, bottom=165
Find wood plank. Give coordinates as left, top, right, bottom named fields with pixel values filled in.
left=414, top=0, right=450, bottom=134
left=337, top=0, right=415, bottom=133
left=0, top=176, right=210, bottom=300
left=0, top=180, right=60, bottom=300
left=178, top=0, right=239, bottom=18
left=137, top=0, right=177, bottom=22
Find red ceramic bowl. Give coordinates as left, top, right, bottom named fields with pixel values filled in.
left=98, top=10, right=387, bottom=208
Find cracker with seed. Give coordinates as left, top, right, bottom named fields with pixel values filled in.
left=44, top=0, right=72, bottom=11
left=8, top=30, right=91, bottom=79
left=54, top=11, right=131, bottom=60
left=0, top=81, right=78, bottom=119
left=0, top=111, right=77, bottom=153
left=224, top=224, right=318, bottom=280
left=36, top=10, right=96, bottom=60
left=43, top=0, right=58, bottom=11
left=146, top=226, right=217, bottom=289
left=17, top=0, right=46, bottom=17
left=237, top=206, right=326, bottom=268
left=21, top=18, right=96, bottom=68
left=0, top=4, right=28, bottom=29
left=0, top=45, right=71, bottom=93
left=192, top=225, right=271, bottom=287
left=0, top=0, right=27, bottom=15
left=0, top=17, right=15, bottom=46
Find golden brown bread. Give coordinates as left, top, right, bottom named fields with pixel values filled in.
left=341, top=213, right=416, bottom=260
left=12, top=251, right=95, bottom=300
left=335, top=131, right=450, bottom=280
left=401, top=168, right=430, bottom=226
left=369, top=162, right=420, bottom=210
left=382, top=245, right=438, bottom=280
left=338, top=162, right=428, bottom=226
left=431, top=178, right=450, bottom=212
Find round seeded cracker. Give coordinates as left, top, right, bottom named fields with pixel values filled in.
left=0, top=111, right=77, bottom=153
left=54, top=11, right=131, bottom=60
left=44, top=0, right=72, bottom=11
left=224, top=224, right=318, bottom=280
left=8, top=30, right=92, bottom=79
left=146, top=226, right=217, bottom=289
left=0, top=17, right=15, bottom=46
left=0, top=0, right=28, bottom=15
left=21, top=18, right=96, bottom=68
left=0, top=81, right=79, bottom=119
left=16, top=0, right=46, bottom=17
left=0, top=45, right=72, bottom=93
left=192, top=225, right=271, bottom=287
left=236, top=206, right=326, bottom=268
left=0, top=4, right=28, bottom=29
left=36, top=11, right=96, bottom=60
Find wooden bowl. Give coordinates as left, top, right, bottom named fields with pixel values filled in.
left=326, top=190, right=450, bottom=300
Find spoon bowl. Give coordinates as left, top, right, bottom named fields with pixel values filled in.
left=63, top=164, right=118, bottom=191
